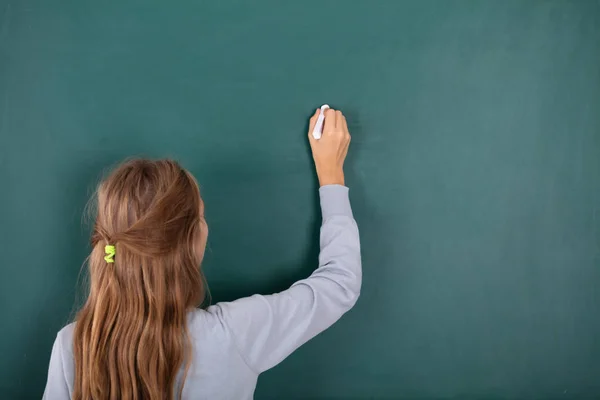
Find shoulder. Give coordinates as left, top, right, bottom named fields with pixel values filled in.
left=55, top=322, right=75, bottom=356
left=187, top=307, right=229, bottom=337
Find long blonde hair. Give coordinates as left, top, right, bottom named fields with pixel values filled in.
left=73, top=159, right=206, bottom=400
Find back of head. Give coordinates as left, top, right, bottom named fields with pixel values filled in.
left=73, top=159, right=205, bottom=400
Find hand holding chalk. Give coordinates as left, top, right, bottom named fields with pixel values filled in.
left=307, top=106, right=351, bottom=187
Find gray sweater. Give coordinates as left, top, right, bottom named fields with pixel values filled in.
left=43, top=185, right=362, bottom=400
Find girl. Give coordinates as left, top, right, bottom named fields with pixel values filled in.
left=43, top=108, right=361, bottom=400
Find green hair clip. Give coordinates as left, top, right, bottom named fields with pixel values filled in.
left=104, top=245, right=116, bottom=263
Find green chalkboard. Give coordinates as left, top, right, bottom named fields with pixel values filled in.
left=1, top=0, right=600, bottom=398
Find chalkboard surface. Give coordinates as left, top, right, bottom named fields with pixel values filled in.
left=1, top=1, right=600, bottom=398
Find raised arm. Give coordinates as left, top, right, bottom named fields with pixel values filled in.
left=211, top=108, right=361, bottom=373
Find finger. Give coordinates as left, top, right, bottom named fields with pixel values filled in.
left=343, top=133, right=350, bottom=150
left=343, top=119, right=351, bottom=150
left=323, top=108, right=336, bottom=135
left=335, top=110, right=343, bottom=131
left=342, top=115, right=351, bottom=141
left=342, top=114, right=349, bottom=133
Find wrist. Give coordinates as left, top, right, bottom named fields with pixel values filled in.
left=318, top=171, right=345, bottom=187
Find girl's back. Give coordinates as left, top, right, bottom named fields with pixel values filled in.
left=43, top=109, right=361, bottom=400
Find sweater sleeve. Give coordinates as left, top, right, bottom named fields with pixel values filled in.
left=211, top=185, right=362, bottom=373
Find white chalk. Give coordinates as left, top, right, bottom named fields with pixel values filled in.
left=312, top=104, right=330, bottom=140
